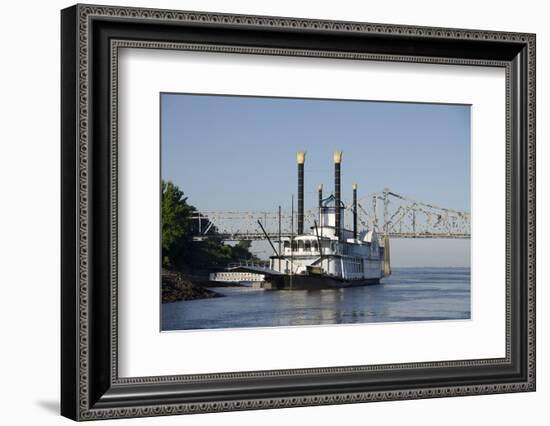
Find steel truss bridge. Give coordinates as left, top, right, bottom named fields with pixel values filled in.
left=191, top=189, right=470, bottom=241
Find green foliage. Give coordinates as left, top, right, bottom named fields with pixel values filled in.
left=236, top=240, right=252, bottom=250
left=188, top=241, right=234, bottom=271
left=161, top=181, right=195, bottom=269
left=161, top=180, right=257, bottom=272
left=232, top=240, right=255, bottom=261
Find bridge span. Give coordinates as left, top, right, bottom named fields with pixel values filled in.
left=191, top=189, right=470, bottom=241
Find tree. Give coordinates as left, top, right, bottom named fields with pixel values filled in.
left=231, top=240, right=255, bottom=261
left=236, top=240, right=252, bottom=250
left=161, top=181, right=194, bottom=268
left=162, top=180, right=259, bottom=272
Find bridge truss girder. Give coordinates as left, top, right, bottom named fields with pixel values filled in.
left=190, top=190, right=470, bottom=241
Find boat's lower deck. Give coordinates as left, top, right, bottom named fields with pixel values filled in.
left=263, top=274, right=380, bottom=290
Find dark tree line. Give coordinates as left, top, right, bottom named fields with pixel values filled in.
left=161, top=181, right=256, bottom=273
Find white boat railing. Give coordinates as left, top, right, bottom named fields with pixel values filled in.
left=226, top=261, right=271, bottom=270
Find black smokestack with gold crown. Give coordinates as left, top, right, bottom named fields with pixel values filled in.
left=297, top=151, right=305, bottom=235
left=352, top=183, right=358, bottom=239
left=334, top=151, right=342, bottom=239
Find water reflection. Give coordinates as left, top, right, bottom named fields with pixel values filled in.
left=161, top=267, right=471, bottom=331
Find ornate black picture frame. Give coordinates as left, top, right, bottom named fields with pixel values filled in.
left=61, top=4, right=536, bottom=421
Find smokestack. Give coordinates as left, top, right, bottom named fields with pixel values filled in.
left=352, top=184, right=358, bottom=239
left=334, top=151, right=342, bottom=239
left=297, top=151, right=305, bottom=235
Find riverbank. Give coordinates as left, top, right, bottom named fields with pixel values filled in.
left=161, top=270, right=222, bottom=303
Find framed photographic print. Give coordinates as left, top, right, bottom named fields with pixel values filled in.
left=61, top=4, right=536, bottom=421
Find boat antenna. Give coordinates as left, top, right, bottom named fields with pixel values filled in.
left=353, top=183, right=358, bottom=240
left=314, top=220, right=323, bottom=260
left=257, top=220, right=279, bottom=257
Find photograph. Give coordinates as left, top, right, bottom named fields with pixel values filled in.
left=58, top=3, right=536, bottom=420
left=160, top=93, right=472, bottom=331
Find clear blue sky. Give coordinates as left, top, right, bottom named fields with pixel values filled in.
left=161, top=93, right=471, bottom=267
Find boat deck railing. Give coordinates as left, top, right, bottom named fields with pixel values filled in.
left=226, top=261, right=271, bottom=270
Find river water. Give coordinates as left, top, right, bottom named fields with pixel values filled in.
left=161, top=267, right=471, bottom=331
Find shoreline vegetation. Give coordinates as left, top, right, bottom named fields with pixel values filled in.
left=161, top=269, right=220, bottom=303
left=161, top=270, right=246, bottom=303
left=161, top=180, right=259, bottom=302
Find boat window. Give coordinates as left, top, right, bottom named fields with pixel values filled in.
left=291, top=241, right=298, bottom=251
left=312, top=241, right=318, bottom=251
left=304, top=241, right=311, bottom=251
left=283, top=240, right=290, bottom=249
left=298, top=240, right=305, bottom=251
